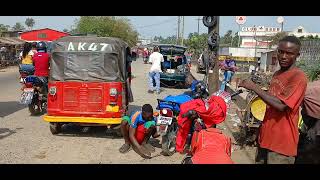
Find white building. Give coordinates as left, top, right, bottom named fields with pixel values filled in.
left=239, top=26, right=282, bottom=49
left=289, top=26, right=320, bottom=38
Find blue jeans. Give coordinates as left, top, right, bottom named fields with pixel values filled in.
left=149, top=72, right=160, bottom=92
left=220, top=70, right=234, bottom=91
left=20, top=64, right=34, bottom=73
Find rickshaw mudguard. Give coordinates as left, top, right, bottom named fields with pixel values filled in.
left=43, top=115, right=122, bottom=125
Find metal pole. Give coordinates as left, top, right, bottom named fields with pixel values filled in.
left=238, top=24, right=241, bottom=47
left=254, top=25, right=258, bottom=70
left=177, top=16, right=180, bottom=45
left=281, top=22, right=284, bottom=32
left=197, top=16, right=200, bottom=35
left=182, top=16, right=184, bottom=46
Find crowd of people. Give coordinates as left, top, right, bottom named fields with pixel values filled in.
left=16, top=36, right=320, bottom=164
left=119, top=36, right=320, bottom=164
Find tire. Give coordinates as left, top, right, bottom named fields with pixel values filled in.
left=50, top=123, right=62, bottom=135
left=28, top=102, right=40, bottom=116
left=208, top=33, right=219, bottom=48
left=161, top=122, right=178, bottom=156
left=203, top=16, right=217, bottom=28
left=114, top=128, right=123, bottom=137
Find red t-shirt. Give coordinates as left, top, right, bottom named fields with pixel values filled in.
left=259, top=67, right=307, bottom=156
left=33, top=52, right=50, bottom=77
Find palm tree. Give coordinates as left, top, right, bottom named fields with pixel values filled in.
left=12, top=22, right=25, bottom=31
left=25, top=18, right=35, bottom=30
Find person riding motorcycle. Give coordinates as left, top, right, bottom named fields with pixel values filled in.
left=33, top=41, right=50, bottom=80
left=32, top=41, right=50, bottom=95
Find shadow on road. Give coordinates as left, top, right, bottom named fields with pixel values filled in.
left=0, top=127, right=23, bottom=140
left=54, top=125, right=123, bottom=139
left=0, top=101, right=26, bottom=118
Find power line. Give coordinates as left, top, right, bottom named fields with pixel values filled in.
left=136, top=18, right=177, bottom=29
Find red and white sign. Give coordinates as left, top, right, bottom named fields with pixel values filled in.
left=236, top=16, right=247, bottom=25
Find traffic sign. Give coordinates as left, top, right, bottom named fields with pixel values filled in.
left=236, top=16, right=247, bottom=25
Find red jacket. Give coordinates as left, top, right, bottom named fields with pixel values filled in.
left=33, top=52, right=50, bottom=77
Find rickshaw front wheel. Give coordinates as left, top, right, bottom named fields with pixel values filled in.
left=50, top=123, right=62, bottom=135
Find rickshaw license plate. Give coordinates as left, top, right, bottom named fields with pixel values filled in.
left=157, top=116, right=172, bottom=125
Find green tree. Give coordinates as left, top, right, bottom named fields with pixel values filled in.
left=265, top=31, right=288, bottom=47
left=74, top=16, right=138, bottom=46
left=25, top=18, right=35, bottom=30
left=63, top=28, right=69, bottom=33
left=0, top=24, right=10, bottom=32
left=231, top=32, right=241, bottom=47
left=12, top=22, right=25, bottom=31
left=219, top=30, right=233, bottom=47
left=184, top=32, right=208, bottom=57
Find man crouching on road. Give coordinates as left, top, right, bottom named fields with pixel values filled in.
left=239, top=36, right=307, bottom=164
left=119, top=104, right=160, bottom=159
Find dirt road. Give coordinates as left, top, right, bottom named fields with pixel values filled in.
left=0, top=59, right=255, bottom=164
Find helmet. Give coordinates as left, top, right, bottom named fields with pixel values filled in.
left=36, top=41, right=47, bottom=51
left=31, top=42, right=37, bottom=48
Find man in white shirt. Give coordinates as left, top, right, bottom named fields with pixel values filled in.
left=148, top=46, right=164, bottom=94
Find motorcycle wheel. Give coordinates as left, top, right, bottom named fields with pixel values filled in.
left=161, top=122, right=178, bottom=156
left=50, top=123, right=62, bottom=135
left=28, top=102, right=40, bottom=116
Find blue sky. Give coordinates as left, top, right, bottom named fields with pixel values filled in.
left=1, top=16, right=320, bottom=38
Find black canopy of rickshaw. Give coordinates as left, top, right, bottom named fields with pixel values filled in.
left=156, top=44, right=187, bottom=56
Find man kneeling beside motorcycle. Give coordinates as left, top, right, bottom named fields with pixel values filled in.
left=119, top=104, right=160, bottom=159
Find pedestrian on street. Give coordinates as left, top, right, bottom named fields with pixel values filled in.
left=148, top=46, right=164, bottom=94
left=118, top=104, right=160, bottom=159
left=220, top=54, right=237, bottom=91
left=296, top=79, right=320, bottom=164
left=239, top=36, right=308, bottom=164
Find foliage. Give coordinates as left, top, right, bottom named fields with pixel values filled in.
left=12, top=22, right=25, bottom=31
left=297, top=60, right=320, bottom=81
left=0, top=24, right=10, bottom=32
left=72, top=16, right=139, bottom=46
left=25, top=18, right=35, bottom=30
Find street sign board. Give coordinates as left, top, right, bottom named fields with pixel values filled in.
left=236, top=16, right=247, bottom=25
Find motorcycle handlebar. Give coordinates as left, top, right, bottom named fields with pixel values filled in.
left=230, top=89, right=243, bottom=98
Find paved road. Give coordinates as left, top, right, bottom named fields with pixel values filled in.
left=0, top=59, right=255, bottom=164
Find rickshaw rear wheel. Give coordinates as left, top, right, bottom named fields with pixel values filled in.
left=50, top=123, right=62, bottom=135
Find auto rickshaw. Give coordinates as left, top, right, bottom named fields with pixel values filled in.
left=158, top=44, right=189, bottom=88
left=43, top=36, right=134, bottom=135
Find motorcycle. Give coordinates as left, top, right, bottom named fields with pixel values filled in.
left=155, top=71, right=210, bottom=156
left=20, top=75, right=48, bottom=115
left=180, top=90, right=243, bottom=164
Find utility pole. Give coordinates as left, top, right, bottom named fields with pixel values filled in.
left=205, top=16, right=220, bottom=94
left=181, top=16, right=184, bottom=46
left=177, top=16, right=181, bottom=45
left=196, top=16, right=202, bottom=35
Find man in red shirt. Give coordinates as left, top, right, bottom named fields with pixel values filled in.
left=33, top=41, right=50, bottom=79
left=239, top=36, right=307, bottom=164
